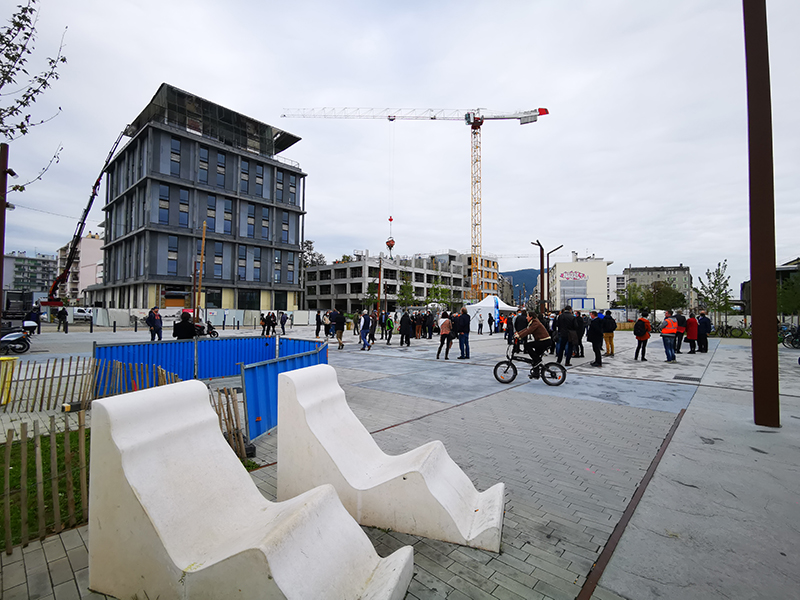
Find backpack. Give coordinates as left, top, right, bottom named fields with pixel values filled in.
left=633, top=319, right=646, bottom=337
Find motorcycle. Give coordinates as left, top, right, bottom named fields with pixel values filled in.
left=194, top=321, right=220, bottom=338
left=0, top=330, right=30, bottom=355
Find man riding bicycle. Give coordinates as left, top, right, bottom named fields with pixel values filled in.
left=514, top=312, right=553, bottom=367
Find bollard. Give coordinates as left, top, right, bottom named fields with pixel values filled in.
left=64, top=320, right=68, bottom=334
left=134, top=319, right=137, bottom=332
left=222, top=316, right=226, bottom=330
left=90, top=317, right=93, bottom=334
left=113, top=321, right=117, bottom=333
left=236, top=320, right=240, bottom=330
left=37, top=321, right=41, bottom=335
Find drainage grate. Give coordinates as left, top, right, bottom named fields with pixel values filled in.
left=673, top=375, right=701, bottom=382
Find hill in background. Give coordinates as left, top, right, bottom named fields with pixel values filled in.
left=499, top=268, right=541, bottom=302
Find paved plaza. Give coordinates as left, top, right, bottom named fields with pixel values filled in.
left=1, top=324, right=799, bottom=599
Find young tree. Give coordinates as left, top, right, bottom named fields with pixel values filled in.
left=1, top=0, right=67, bottom=191
left=300, top=240, right=326, bottom=268
left=362, top=281, right=378, bottom=311
left=616, top=282, right=646, bottom=310
left=697, top=260, right=733, bottom=323
left=777, top=273, right=800, bottom=322
left=396, top=274, right=416, bottom=308
left=426, top=277, right=452, bottom=309
left=643, top=281, right=686, bottom=312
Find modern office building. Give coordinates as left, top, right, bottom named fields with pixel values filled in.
left=87, top=83, right=305, bottom=312
left=56, top=232, right=103, bottom=303
left=2, top=251, right=58, bottom=293
left=607, top=273, right=627, bottom=305
left=623, top=264, right=693, bottom=306
left=305, top=249, right=493, bottom=313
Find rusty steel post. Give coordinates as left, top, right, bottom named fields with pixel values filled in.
left=743, top=0, right=780, bottom=427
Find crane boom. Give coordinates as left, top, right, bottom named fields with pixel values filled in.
left=44, top=128, right=130, bottom=304
left=281, top=107, right=548, bottom=300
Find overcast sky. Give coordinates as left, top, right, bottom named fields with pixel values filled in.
left=5, top=0, right=799, bottom=294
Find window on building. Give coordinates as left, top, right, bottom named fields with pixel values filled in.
left=206, top=288, right=222, bottom=309
left=253, top=247, right=261, bottom=281
left=307, top=271, right=317, bottom=281
left=288, top=191, right=296, bottom=205
left=276, top=187, right=283, bottom=202
left=199, top=146, right=209, bottom=184
left=179, top=188, right=189, bottom=227
left=308, top=286, right=316, bottom=295
left=170, top=138, right=181, bottom=177
left=240, top=160, right=249, bottom=194
left=214, top=241, right=223, bottom=279
left=281, top=210, right=289, bottom=243
left=247, top=203, right=255, bottom=238
left=287, top=251, right=294, bottom=283
left=274, top=269, right=281, bottom=284
left=274, top=250, right=281, bottom=264
left=168, top=235, right=178, bottom=276
left=159, top=184, right=170, bottom=224
left=196, top=239, right=205, bottom=276
left=224, top=198, right=232, bottom=234
left=261, top=208, right=269, bottom=239
left=216, top=152, right=226, bottom=187
left=237, top=290, right=260, bottom=310
left=238, top=245, right=247, bottom=280
left=206, top=195, right=216, bottom=230
left=255, top=164, right=264, bottom=196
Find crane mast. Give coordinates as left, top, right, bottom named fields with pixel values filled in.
left=281, top=107, right=548, bottom=301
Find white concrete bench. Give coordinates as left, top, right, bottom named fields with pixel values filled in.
left=277, top=364, right=505, bottom=552
left=88, top=379, right=412, bottom=600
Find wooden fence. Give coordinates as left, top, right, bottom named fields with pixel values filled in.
left=1, top=358, right=180, bottom=413
left=209, top=388, right=249, bottom=461
left=2, top=413, right=88, bottom=553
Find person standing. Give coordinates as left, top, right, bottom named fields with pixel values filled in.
left=633, top=310, right=651, bottom=361
left=674, top=310, right=687, bottom=354
left=697, top=311, right=711, bottom=353
left=359, top=310, right=371, bottom=350
left=315, top=310, right=322, bottom=338
left=369, top=310, right=378, bottom=344
left=477, top=313, right=484, bottom=335
left=427, top=311, right=435, bottom=339
left=146, top=307, right=163, bottom=341
left=260, top=313, right=268, bottom=336
left=334, top=308, right=346, bottom=349
left=173, top=312, right=196, bottom=340
left=436, top=311, right=453, bottom=359
left=280, top=311, right=288, bottom=335
left=457, top=307, right=471, bottom=359
left=56, top=306, right=68, bottom=332
left=379, top=310, right=387, bottom=339
left=603, top=310, right=616, bottom=357
left=573, top=310, right=586, bottom=358
left=587, top=311, right=604, bottom=367
left=685, top=312, right=699, bottom=354
left=399, top=311, right=412, bottom=347
left=385, top=313, right=395, bottom=345
left=487, top=313, right=494, bottom=335
left=555, top=306, right=575, bottom=366
left=660, top=310, right=678, bottom=363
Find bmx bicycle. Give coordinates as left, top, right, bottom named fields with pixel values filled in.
left=493, top=339, right=567, bottom=386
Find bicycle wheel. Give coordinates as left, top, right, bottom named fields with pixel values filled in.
left=493, top=361, right=517, bottom=384
left=541, top=362, right=567, bottom=386
left=731, top=327, right=744, bottom=338
left=783, top=334, right=795, bottom=349
left=792, top=336, right=800, bottom=350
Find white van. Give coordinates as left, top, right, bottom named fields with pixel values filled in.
left=73, top=307, right=93, bottom=321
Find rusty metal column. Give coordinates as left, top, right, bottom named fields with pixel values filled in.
left=743, top=0, right=780, bottom=427
left=0, top=144, right=8, bottom=296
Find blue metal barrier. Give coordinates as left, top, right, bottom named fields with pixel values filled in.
left=93, top=336, right=278, bottom=384
left=242, top=341, right=328, bottom=439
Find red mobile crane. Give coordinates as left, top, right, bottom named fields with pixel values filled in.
left=42, top=128, right=130, bottom=306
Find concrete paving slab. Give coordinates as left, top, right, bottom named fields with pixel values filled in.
left=513, top=374, right=697, bottom=414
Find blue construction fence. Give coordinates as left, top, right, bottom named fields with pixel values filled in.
left=241, top=342, right=328, bottom=439
left=92, top=336, right=325, bottom=400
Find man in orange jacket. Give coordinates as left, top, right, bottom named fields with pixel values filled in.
left=660, top=310, right=679, bottom=363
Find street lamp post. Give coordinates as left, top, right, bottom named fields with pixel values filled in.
left=531, top=241, right=545, bottom=313
left=546, top=245, right=563, bottom=311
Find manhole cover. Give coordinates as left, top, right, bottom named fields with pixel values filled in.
left=673, top=375, right=701, bottom=382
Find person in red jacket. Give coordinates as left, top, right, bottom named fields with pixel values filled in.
left=685, top=313, right=699, bottom=354
left=634, top=310, right=652, bottom=361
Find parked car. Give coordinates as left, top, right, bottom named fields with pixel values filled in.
left=73, top=307, right=93, bottom=321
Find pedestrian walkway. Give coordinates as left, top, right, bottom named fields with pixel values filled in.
left=2, top=327, right=798, bottom=599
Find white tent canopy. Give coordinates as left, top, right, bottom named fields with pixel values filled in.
left=464, top=295, right=518, bottom=332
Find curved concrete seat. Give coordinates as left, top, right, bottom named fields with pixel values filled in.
left=277, top=364, right=505, bottom=552
left=88, top=380, right=412, bottom=600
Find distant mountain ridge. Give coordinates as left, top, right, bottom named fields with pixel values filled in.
left=500, top=268, right=541, bottom=301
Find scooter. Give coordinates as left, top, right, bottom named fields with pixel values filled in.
left=194, top=321, right=220, bottom=338
left=0, top=330, right=30, bottom=354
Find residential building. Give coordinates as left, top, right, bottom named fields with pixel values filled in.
left=57, top=232, right=104, bottom=303
left=623, top=264, right=693, bottom=307
left=740, top=257, right=799, bottom=314
left=3, top=251, right=58, bottom=293
left=87, top=83, right=305, bottom=312
left=305, top=249, right=480, bottom=313
left=607, top=273, right=627, bottom=305
left=548, top=252, right=612, bottom=311
left=469, top=256, right=502, bottom=299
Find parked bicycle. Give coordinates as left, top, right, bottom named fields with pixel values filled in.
left=493, top=340, right=566, bottom=386
left=714, top=324, right=745, bottom=338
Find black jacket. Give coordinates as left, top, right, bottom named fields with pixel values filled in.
left=556, top=312, right=576, bottom=336
left=602, top=316, right=617, bottom=333
left=587, top=317, right=604, bottom=343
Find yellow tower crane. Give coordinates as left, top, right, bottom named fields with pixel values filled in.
left=280, top=107, right=549, bottom=300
